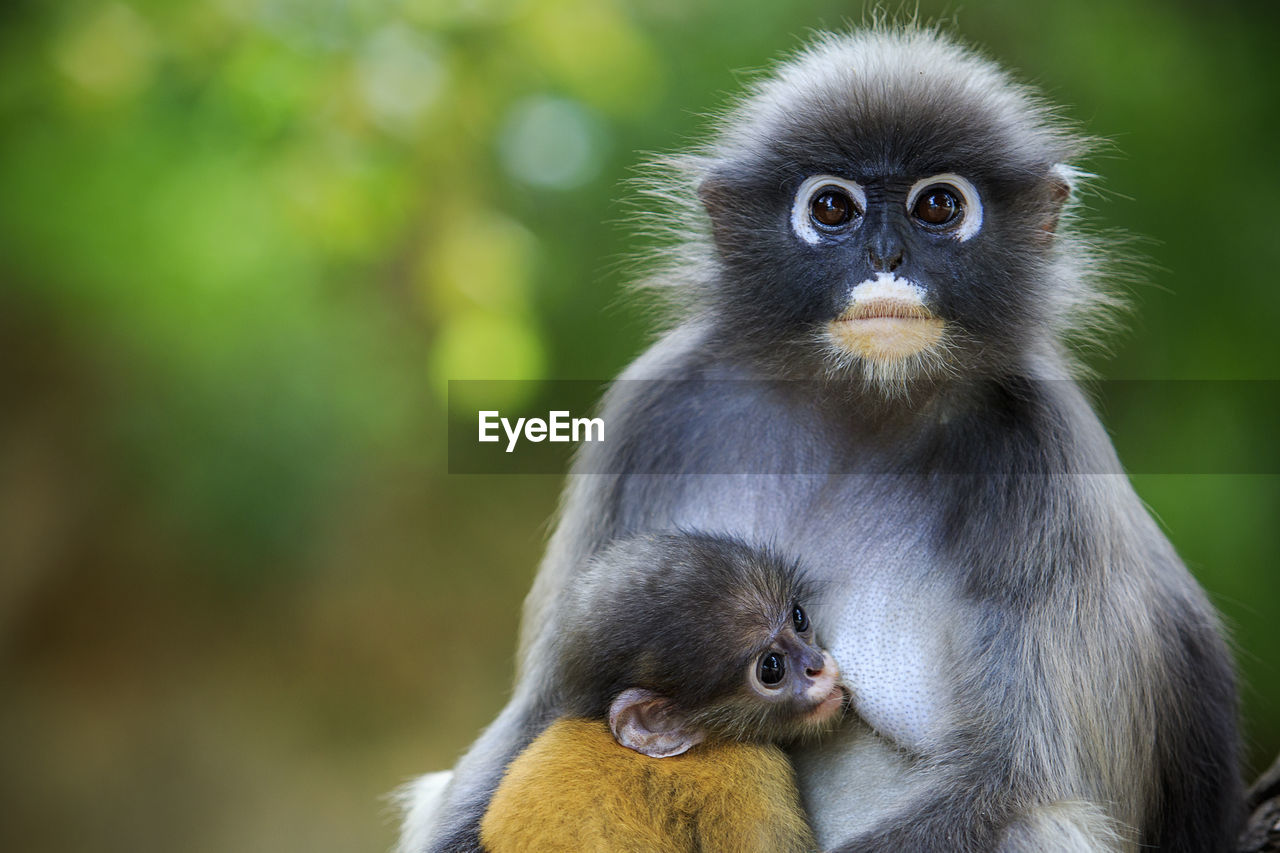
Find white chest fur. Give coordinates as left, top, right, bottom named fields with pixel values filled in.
left=788, top=533, right=962, bottom=845
left=823, top=559, right=957, bottom=752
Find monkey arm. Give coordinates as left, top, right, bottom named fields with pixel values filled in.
left=417, top=691, right=547, bottom=853
left=825, top=523, right=1239, bottom=853
left=824, top=676, right=1125, bottom=852
left=825, top=746, right=1122, bottom=853
left=833, top=784, right=1125, bottom=853
left=395, top=770, right=453, bottom=853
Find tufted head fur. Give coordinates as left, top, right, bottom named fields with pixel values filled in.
left=636, top=26, right=1124, bottom=392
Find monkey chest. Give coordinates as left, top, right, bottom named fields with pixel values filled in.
left=649, top=475, right=962, bottom=752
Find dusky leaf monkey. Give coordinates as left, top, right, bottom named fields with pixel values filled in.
left=404, top=25, right=1241, bottom=853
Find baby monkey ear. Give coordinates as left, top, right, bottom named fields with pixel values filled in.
left=608, top=687, right=705, bottom=758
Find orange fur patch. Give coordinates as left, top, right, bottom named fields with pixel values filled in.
left=480, top=718, right=816, bottom=853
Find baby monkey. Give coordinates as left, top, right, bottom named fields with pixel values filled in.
left=479, top=532, right=846, bottom=853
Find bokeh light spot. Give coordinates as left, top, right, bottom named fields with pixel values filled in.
left=54, top=2, right=157, bottom=102
left=497, top=95, right=603, bottom=190
left=358, top=24, right=447, bottom=137
left=430, top=311, right=547, bottom=410
left=423, top=209, right=538, bottom=314
left=402, top=0, right=530, bottom=27
left=522, top=0, right=664, bottom=116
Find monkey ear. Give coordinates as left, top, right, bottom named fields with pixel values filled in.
left=697, top=173, right=740, bottom=253
left=1042, top=163, right=1077, bottom=234
left=608, top=687, right=706, bottom=758
left=697, top=173, right=729, bottom=215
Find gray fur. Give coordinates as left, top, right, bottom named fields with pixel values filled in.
left=406, top=25, right=1239, bottom=853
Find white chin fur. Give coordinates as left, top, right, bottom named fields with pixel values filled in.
left=846, top=272, right=928, bottom=307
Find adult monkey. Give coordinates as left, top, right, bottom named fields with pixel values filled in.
left=403, top=26, right=1241, bottom=852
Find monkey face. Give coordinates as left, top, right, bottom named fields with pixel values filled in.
left=693, top=33, right=1085, bottom=390
left=683, top=599, right=849, bottom=744
left=702, top=157, right=1066, bottom=389
left=745, top=602, right=847, bottom=728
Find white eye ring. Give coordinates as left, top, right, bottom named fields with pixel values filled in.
left=906, top=173, right=983, bottom=241
left=791, top=175, right=866, bottom=245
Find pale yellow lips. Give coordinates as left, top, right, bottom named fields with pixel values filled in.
left=827, top=276, right=944, bottom=361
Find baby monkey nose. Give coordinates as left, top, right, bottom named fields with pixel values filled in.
left=806, top=650, right=840, bottom=680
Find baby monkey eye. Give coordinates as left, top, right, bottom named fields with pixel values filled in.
left=911, top=185, right=962, bottom=226
left=810, top=187, right=857, bottom=228
left=792, top=604, right=810, bottom=633
left=758, top=651, right=786, bottom=686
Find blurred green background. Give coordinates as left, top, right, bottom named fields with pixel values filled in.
left=0, top=1, right=1276, bottom=850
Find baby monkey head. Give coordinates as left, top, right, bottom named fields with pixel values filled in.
left=670, top=28, right=1107, bottom=391
left=567, top=533, right=847, bottom=759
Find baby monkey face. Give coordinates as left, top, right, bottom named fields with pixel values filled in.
left=745, top=602, right=846, bottom=732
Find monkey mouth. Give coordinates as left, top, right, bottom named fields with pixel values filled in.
left=828, top=276, right=944, bottom=361
left=838, top=297, right=934, bottom=322
left=805, top=684, right=850, bottom=724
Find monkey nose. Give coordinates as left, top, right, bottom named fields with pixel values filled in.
left=803, top=651, right=843, bottom=705
left=806, top=651, right=840, bottom=681
left=868, top=246, right=904, bottom=272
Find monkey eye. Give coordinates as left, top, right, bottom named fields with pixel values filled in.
left=905, top=174, right=984, bottom=241
left=911, top=186, right=961, bottom=226
left=810, top=188, right=856, bottom=229
left=758, top=651, right=786, bottom=686
left=791, top=174, right=866, bottom=245
left=792, top=604, right=810, bottom=633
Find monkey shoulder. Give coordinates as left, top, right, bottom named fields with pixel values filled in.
left=598, top=354, right=831, bottom=476
left=480, top=718, right=815, bottom=853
